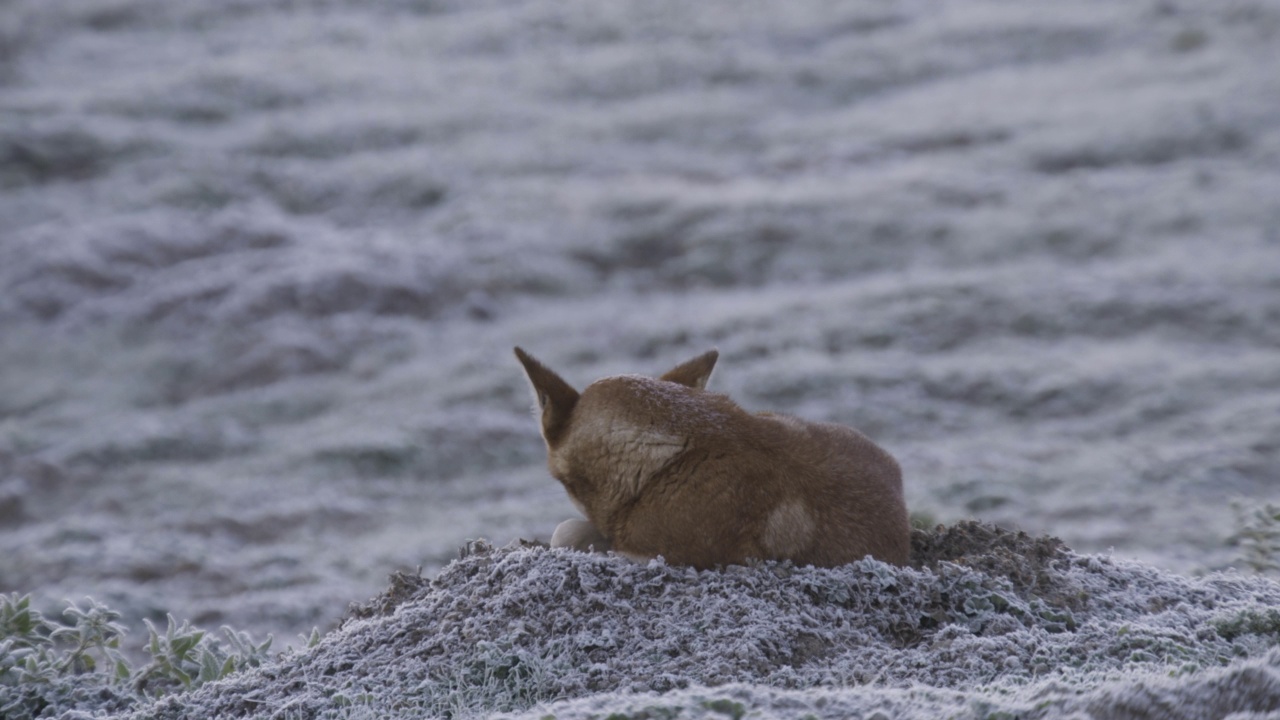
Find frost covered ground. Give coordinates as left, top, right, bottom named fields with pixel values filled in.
left=115, top=526, right=1280, bottom=718
left=2, top=0, right=1280, bottom=717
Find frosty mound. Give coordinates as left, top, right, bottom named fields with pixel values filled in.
left=136, top=522, right=1280, bottom=720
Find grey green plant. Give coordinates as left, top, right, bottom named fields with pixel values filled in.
left=300, top=626, right=323, bottom=649
left=0, top=592, right=275, bottom=720
left=55, top=597, right=131, bottom=679
left=1211, top=608, right=1280, bottom=643
left=1231, top=500, right=1280, bottom=575
left=134, top=614, right=273, bottom=694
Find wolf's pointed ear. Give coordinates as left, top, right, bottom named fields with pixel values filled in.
left=659, top=349, right=719, bottom=390
left=514, top=347, right=579, bottom=444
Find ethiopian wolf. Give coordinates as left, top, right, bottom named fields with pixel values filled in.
left=514, top=347, right=909, bottom=568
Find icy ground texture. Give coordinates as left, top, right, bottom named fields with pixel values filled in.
left=129, top=524, right=1280, bottom=720
left=1, top=0, right=1280, bottom=668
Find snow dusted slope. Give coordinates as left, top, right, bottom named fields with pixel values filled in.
left=1, top=1, right=1280, bottom=712
left=130, top=525, right=1280, bottom=719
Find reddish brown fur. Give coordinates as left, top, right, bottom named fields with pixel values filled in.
left=515, top=347, right=909, bottom=568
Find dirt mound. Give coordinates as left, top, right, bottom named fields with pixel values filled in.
left=131, top=523, right=1280, bottom=719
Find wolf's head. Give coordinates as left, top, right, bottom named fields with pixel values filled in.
left=514, top=347, right=719, bottom=522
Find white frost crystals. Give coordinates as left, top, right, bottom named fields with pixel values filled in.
left=126, top=523, right=1280, bottom=720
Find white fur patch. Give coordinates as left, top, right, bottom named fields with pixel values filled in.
left=603, top=423, right=686, bottom=498
left=551, top=518, right=609, bottom=551
left=565, top=413, right=687, bottom=500
left=762, top=499, right=815, bottom=558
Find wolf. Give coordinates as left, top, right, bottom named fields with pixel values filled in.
left=514, top=347, right=910, bottom=568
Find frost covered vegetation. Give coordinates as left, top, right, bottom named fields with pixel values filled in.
left=6, top=524, right=1280, bottom=719
left=1233, top=502, right=1280, bottom=576
left=2, top=0, right=1280, bottom=717
left=0, top=593, right=277, bottom=719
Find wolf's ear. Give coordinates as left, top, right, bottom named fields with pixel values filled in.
left=514, top=347, right=580, bottom=444
left=659, top=349, right=719, bottom=390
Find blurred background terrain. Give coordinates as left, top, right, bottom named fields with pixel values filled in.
left=1, top=0, right=1278, bottom=646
